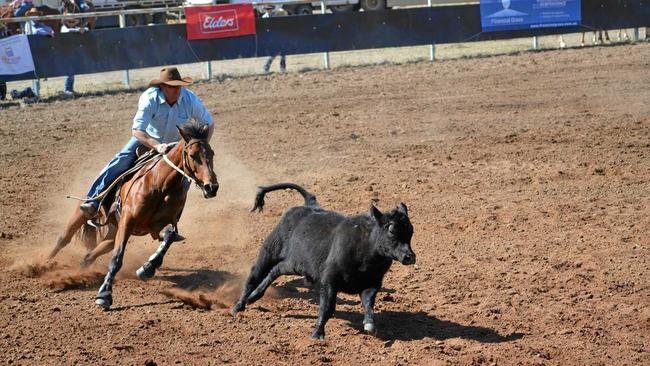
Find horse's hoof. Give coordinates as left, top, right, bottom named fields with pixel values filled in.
left=95, top=297, right=111, bottom=310
left=136, top=263, right=155, bottom=281
left=79, top=256, right=91, bottom=269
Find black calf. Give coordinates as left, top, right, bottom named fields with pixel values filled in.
left=232, top=183, right=416, bottom=339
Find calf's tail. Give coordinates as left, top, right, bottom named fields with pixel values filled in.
left=251, top=183, right=319, bottom=212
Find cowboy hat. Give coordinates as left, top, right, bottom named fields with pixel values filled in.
left=149, top=67, right=193, bottom=87
left=25, top=8, right=44, bottom=17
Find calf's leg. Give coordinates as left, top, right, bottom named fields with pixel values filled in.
left=246, top=261, right=294, bottom=304
left=232, top=250, right=278, bottom=314
left=360, top=287, right=379, bottom=333
left=312, top=283, right=336, bottom=340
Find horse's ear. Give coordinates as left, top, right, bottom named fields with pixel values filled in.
left=200, top=124, right=209, bottom=138
left=176, top=125, right=190, bottom=142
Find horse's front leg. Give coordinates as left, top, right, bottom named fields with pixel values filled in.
left=95, top=217, right=134, bottom=310
left=136, top=224, right=182, bottom=281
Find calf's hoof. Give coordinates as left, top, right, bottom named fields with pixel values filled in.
left=311, top=330, right=325, bottom=340
left=230, top=302, right=245, bottom=316
left=136, top=262, right=155, bottom=281
left=363, top=322, right=376, bottom=334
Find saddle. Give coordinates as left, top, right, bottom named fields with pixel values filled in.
left=92, top=146, right=162, bottom=226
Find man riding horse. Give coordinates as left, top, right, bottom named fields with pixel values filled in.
left=48, top=67, right=218, bottom=309
left=79, top=67, right=214, bottom=220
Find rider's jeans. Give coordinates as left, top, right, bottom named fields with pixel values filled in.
left=85, top=137, right=143, bottom=208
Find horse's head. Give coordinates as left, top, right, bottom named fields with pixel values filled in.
left=177, top=122, right=219, bottom=198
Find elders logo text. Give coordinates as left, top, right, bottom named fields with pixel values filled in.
left=199, top=10, right=239, bottom=33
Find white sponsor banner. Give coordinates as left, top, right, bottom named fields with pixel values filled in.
left=0, top=35, right=35, bottom=76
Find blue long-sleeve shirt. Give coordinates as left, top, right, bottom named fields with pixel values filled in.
left=132, top=87, right=214, bottom=144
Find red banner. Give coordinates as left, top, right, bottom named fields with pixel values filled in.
left=185, top=4, right=256, bottom=40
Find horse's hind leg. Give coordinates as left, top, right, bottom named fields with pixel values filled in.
left=48, top=205, right=86, bottom=260
left=95, top=217, right=134, bottom=310
left=80, top=238, right=115, bottom=268
left=80, top=223, right=116, bottom=268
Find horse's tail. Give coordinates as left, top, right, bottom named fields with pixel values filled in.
left=76, top=223, right=97, bottom=251
left=251, top=183, right=319, bottom=212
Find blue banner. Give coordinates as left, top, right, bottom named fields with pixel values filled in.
left=480, top=0, right=581, bottom=32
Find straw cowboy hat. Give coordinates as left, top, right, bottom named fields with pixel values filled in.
left=149, top=67, right=194, bottom=87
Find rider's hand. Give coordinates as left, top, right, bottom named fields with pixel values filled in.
left=155, top=143, right=169, bottom=154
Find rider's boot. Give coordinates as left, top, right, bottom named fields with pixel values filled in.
left=80, top=201, right=98, bottom=219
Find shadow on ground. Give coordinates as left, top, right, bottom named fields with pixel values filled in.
left=157, top=267, right=239, bottom=291
left=288, top=310, right=524, bottom=343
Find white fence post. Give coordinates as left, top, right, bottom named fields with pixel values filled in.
left=532, top=36, right=539, bottom=50
left=118, top=14, right=130, bottom=88
left=320, top=1, right=330, bottom=69
left=428, top=0, right=435, bottom=61
left=24, top=21, right=40, bottom=97
left=633, top=27, right=640, bottom=42
left=205, top=61, right=212, bottom=80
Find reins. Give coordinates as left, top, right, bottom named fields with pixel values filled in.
left=161, top=139, right=204, bottom=188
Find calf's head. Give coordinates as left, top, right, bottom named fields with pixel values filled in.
left=370, top=203, right=416, bottom=265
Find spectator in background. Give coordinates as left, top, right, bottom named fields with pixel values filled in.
left=262, top=5, right=287, bottom=73
left=60, top=18, right=89, bottom=95
left=23, top=8, right=54, bottom=36
left=0, top=27, right=8, bottom=101
left=11, top=0, right=33, bottom=17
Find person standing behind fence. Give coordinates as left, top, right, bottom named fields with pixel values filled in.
left=11, top=0, right=33, bottom=17
left=262, top=5, right=287, bottom=73
left=0, top=26, right=8, bottom=101
left=60, top=19, right=89, bottom=95
left=22, top=8, right=54, bottom=36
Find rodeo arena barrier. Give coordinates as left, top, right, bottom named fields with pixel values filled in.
left=0, top=0, right=649, bottom=97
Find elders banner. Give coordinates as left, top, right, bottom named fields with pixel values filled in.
left=185, top=4, right=256, bottom=40
left=0, top=35, right=35, bottom=75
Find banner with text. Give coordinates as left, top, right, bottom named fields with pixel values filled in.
left=480, top=0, right=581, bottom=32
left=185, top=4, right=256, bottom=40
left=0, top=35, right=35, bottom=76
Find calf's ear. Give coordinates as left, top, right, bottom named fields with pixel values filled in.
left=398, top=203, right=408, bottom=216
left=369, top=204, right=383, bottom=222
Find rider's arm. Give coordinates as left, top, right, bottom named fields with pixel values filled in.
left=132, top=89, right=166, bottom=151
left=132, top=129, right=161, bottom=149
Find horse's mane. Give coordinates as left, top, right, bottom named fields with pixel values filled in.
left=178, top=120, right=209, bottom=141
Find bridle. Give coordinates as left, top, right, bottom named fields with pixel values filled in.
left=162, top=139, right=210, bottom=188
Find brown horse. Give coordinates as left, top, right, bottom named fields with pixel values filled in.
left=61, top=0, right=96, bottom=30
left=0, top=5, right=61, bottom=35
left=48, top=121, right=219, bottom=310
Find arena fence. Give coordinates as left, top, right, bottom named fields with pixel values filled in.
left=1, top=0, right=649, bottom=84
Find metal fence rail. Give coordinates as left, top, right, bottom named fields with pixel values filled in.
left=1, top=0, right=649, bottom=84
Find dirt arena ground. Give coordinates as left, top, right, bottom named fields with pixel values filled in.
left=0, top=42, right=649, bottom=365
